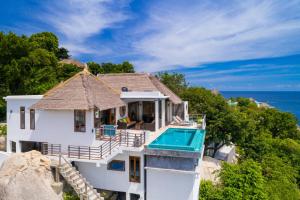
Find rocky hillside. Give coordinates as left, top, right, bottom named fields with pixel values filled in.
left=0, top=151, right=62, bottom=200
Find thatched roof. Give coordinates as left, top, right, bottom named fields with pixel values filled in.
left=58, top=59, right=86, bottom=68
left=148, top=75, right=182, bottom=104
left=98, top=73, right=182, bottom=104
left=30, top=69, right=125, bottom=110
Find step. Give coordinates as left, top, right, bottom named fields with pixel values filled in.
left=88, top=193, right=98, bottom=200
left=61, top=167, right=72, bottom=174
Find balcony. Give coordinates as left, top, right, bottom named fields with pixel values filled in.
left=42, top=130, right=146, bottom=161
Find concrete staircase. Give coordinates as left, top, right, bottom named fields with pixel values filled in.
left=59, top=160, right=103, bottom=200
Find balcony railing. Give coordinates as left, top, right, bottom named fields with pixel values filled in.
left=189, top=114, right=206, bottom=129
left=42, top=130, right=146, bottom=160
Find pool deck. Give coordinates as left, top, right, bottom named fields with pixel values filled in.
left=144, top=124, right=203, bottom=158
left=145, top=124, right=198, bottom=146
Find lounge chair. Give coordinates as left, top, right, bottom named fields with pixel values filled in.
left=171, top=116, right=194, bottom=126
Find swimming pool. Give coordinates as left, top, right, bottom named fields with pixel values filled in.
left=148, top=128, right=205, bottom=152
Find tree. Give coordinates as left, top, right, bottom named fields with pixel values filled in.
left=157, top=72, right=187, bottom=95
left=56, top=47, right=70, bottom=60
left=199, top=160, right=268, bottom=200
left=87, top=61, right=135, bottom=75
left=29, top=32, right=59, bottom=53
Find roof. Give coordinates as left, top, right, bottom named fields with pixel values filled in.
left=58, top=59, right=86, bottom=68
left=30, top=70, right=125, bottom=110
left=98, top=73, right=182, bottom=104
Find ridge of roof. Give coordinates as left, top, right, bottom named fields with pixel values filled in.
left=98, top=73, right=149, bottom=76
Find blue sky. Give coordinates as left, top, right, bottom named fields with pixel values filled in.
left=0, top=0, right=300, bottom=91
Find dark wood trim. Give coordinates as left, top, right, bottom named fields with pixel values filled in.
left=20, top=106, right=25, bottom=129
left=74, top=110, right=86, bottom=132
left=30, top=109, right=35, bottom=130
left=129, top=156, right=141, bottom=183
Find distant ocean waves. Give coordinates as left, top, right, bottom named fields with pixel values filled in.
left=221, top=91, right=300, bottom=124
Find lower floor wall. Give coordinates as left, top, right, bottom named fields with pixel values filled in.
left=146, top=168, right=199, bottom=200
left=75, top=151, right=145, bottom=200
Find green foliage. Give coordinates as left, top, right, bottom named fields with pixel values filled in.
left=199, top=180, right=223, bottom=200
left=200, top=160, right=268, bottom=200
left=63, top=192, right=79, bottom=200
left=0, top=124, right=6, bottom=136
left=87, top=61, right=135, bottom=75
left=157, top=72, right=188, bottom=95
left=0, top=32, right=78, bottom=121
left=56, top=47, right=70, bottom=59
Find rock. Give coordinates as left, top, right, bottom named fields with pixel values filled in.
left=0, top=150, right=62, bottom=200
left=0, top=136, right=6, bottom=151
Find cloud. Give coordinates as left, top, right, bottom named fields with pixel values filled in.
left=132, top=0, right=300, bottom=71
left=40, top=0, right=130, bottom=56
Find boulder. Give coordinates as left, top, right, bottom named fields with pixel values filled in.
left=0, top=150, right=62, bottom=200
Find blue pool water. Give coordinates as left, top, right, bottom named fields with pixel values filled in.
left=148, top=128, right=205, bottom=152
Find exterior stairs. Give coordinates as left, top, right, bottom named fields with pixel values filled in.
left=58, top=157, right=103, bottom=200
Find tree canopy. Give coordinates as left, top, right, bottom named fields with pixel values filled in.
left=0, top=31, right=135, bottom=121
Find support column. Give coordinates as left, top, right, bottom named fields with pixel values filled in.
left=161, top=99, right=165, bottom=127
left=138, top=101, right=143, bottom=121
left=115, top=107, right=120, bottom=125
left=155, top=100, right=159, bottom=131
left=169, top=102, right=173, bottom=122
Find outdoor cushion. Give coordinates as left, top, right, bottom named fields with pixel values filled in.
left=103, top=125, right=116, bottom=136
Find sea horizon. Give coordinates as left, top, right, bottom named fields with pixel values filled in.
left=221, top=91, right=300, bottom=124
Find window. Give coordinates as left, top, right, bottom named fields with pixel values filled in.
left=129, top=156, right=140, bottom=182
left=11, top=141, right=16, bottom=153
left=20, top=107, right=25, bottom=129
left=30, top=109, right=35, bottom=130
left=108, top=160, right=125, bottom=171
left=74, top=110, right=86, bottom=132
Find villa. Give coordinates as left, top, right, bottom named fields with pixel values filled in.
left=3, top=69, right=206, bottom=200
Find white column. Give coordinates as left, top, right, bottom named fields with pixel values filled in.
left=115, top=107, right=120, bottom=125
left=169, top=102, right=173, bottom=121
left=161, top=99, right=165, bottom=127
left=138, top=101, right=143, bottom=121
left=183, top=101, right=189, bottom=121
left=155, top=100, right=159, bottom=131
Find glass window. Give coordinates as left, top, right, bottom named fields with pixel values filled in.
left=129, top=156, right=140, bottom=182
left=20, top=107, right=25, bottom=129
left=30, top=109, right=35, bottom=130
left=74, top=110, right=86, bottom=132
left=11, top=141, right=16, bottom=153
left=108, top=160, right=125, bottom=171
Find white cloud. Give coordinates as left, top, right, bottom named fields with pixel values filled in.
left=41, top=0, right=130, bottom=56
left=132, top=0, right=300, bottom=71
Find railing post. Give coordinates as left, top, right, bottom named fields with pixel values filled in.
left=78, top=146, right=80, bottom=159
left=88, top=146, right=91, bottom=160
left=51, top=144, right=53, bottom=155
left=127, top=132, right=129, bottom=147
left=100, top=145, right=102, bottom=159
left=144, top=131, right=146, bottom=144
left=134, top=134, right=137, bottom=147
left=68, top=146, right=70, bottom=158
left=84, top=180, right=88, bottom=200
left=109, top=136, right=112, bottom=155
left=119, top=132, right=121, bottom=146
left=140, top=134, right=142, bottom=147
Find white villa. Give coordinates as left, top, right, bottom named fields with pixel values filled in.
left=3, top=69, right=206, bottom=200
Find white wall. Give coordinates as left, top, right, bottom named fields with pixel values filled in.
left=146, top=168, right=198, bottom=200
left=6, top=97, right=96, bottom=153
left=75, top=151, right=145, bottom=200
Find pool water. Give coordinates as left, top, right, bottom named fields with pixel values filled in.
left=148, top=128, right=205, bottom=152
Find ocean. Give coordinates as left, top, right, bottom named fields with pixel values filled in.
left=221, top=91, right=300, bottom=123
